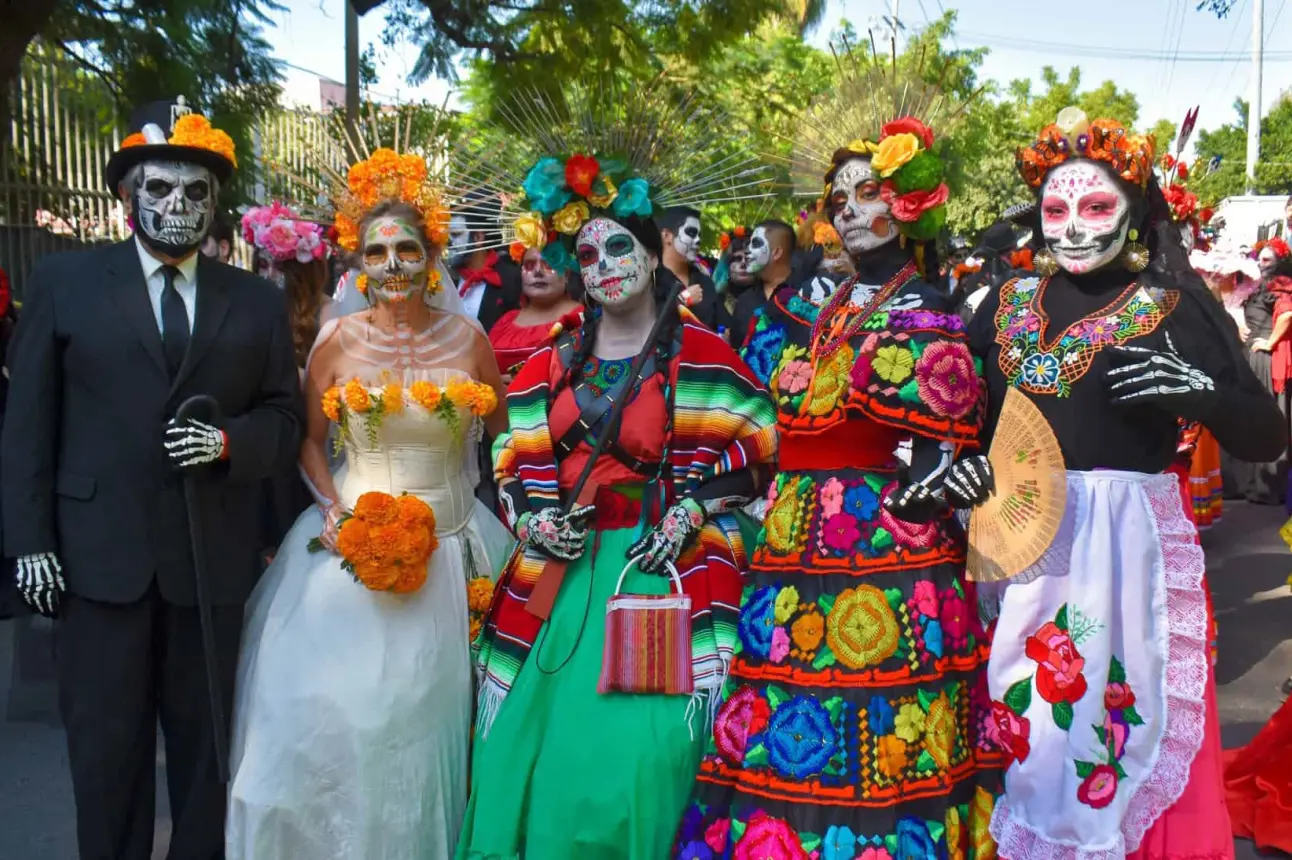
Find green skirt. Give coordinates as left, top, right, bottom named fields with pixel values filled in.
left=457, top=525, right=705, bottom=860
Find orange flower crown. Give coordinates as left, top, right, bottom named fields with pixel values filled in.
left=328, top=148, right=451, bottom=252
left=121, top=114, right=237, bottom=167
left=1017, top=108, right=1155, bottom=190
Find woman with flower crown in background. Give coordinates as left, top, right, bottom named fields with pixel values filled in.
left=457, top=85, right=778, bottom=859
left=226, top=143, right=514, bottom=860
left=675, top=62, right=1003, bottom=859
left=954, top=108, right=1283, bottom=860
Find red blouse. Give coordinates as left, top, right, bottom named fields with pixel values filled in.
left=489, top=309, right=556, bottom=377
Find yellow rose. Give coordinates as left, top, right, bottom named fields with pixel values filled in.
left=513, top=212, right=547, bottom=249
left=552, top=200, right=590, bottom=236
left=586, top=175, right=618, bottom=209
left=871, top=132, right=921, bottom=178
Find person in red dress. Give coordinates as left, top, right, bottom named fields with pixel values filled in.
left=489, top=246, right=583, bottom=384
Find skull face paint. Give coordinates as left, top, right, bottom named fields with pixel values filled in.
left=521, top=247, right=565, bottom=304
left=254, top=254, right=285, bottom=289
left=361, top=215, right=430, bottom=304
left=746, top=226, right=772, bottom=274
left=672, top=216, right=701, bottom=262
left=727, top=247, right=754, bottom=287
left=829, top=158, right=896, bottom=256
left=576, top=217, right=653, bottom=307
left=1040, top=161, right=1132, bottom=275
left=1258, top=246, right=1280, bottom=278
left=132, top=161, right=216, bottom=257
left=447, top=214, right=471, bottom=267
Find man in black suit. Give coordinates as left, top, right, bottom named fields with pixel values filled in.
left=447, top=190, right=522, bottom=334
left=1, top=99, right=303, bottom=860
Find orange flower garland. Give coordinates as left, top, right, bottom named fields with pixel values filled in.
left=170, top=114, right=238, bottom=167
left=325, top=491, right=438, bottom=594
left=332, top=147, right=448, bottom=252
left=320, top=377, right=498, bottom=448
left=1017, top=110, right=1155, bottom=190
left=343, top=379, right=372, bottom=413
left=409, top=379, right=443, bottom=411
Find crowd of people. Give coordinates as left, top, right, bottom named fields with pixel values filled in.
left=3, top=67, right=1292, bottom=860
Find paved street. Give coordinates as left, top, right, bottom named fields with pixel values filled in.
left=1, top=502, right=1289, bottom=859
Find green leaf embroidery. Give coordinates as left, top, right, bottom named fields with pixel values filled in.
left=1095, top=725, right=1108, bottom=749
left=1108, top=655, right=1127, bottom=684
left=800, top=834, right=822, bottom=853
left=884, top=588, right=905, bottom=612
left=927, top=821, right=945, bottom=843
left=898, top=376, right=922, bottom=404
left=817, top=594, right=836, bottom=615
left=917, top=689, right=938, bottom=713
left=1004, top=677, right=1033, bottom=714
left=1122, top=704, right=1145, bottom=726
left=1052, top=701, right=1073, bottom=731
left=871, top=528, right=894, bottom=551
left=731, top=819, right=747, bottom=842
left=1054, top=603, right=1069, bottom=631
left=916, top=750, right=937, bottom=772
left=812, top=647, right=837, bottom=670
left=885, top=834, right=899, bottom=855
left=1114, top=760, right=1128, bottom=780
left=1074, top=760, right=1096, bottom=778
left=765, top=685, right=788, bottom=710
left=744, top=742, right=769, bottom=767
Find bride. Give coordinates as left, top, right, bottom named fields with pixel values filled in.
left=226, top=168, right=512, bottom=858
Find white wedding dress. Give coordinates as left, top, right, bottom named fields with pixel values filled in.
left=227, top=315, right=513, bottom=860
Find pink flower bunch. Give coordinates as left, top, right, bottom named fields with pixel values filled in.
left=241, top=202, right=328, bottom=264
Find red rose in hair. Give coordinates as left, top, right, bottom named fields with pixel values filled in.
left=564, top=153, right=600, bottom=198
left=881, top=116, right=935, bottom=149
left=880, top=182, right=950, bottom=222
left=1270, top=237, right=1291, bottom=259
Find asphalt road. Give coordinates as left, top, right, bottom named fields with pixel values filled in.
left=1, top=502, right=1289, bottom=860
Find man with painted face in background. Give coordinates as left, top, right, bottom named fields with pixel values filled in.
left=658, top=205, right=720, bottom=329
left=729, top=219, right=795, bottom=349
left=0, top=98, right=303, bottom=860
left=447, top=189, right=522, bottom=333
left=201, top=216, right=235, bottom=263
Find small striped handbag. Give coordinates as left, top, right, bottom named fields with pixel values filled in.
left=597, top=556, right=694, bottom=695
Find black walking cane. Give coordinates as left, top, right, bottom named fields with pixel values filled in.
left=526, top=277, right=684, bottom=619
left=176, top=394, right=230, bottom=783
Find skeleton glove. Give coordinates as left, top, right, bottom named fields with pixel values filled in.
left=518, top=505, right=596, bottom=562
left=1106, top=332, right=1216, bottom=420
left=15, top=552, right=64, bottom=617
left=882, top=439, right=956, bottom=524
left=627, top=499, right=705, bottom=574
left=164, top=418, right=227, bottom=470
left=943, top=455, right=996, bottom=509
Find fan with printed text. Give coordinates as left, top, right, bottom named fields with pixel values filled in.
left=967, top=388, right=1067, bottom=582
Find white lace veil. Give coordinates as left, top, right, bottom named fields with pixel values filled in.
left=324, top=260, right=478, bottom=331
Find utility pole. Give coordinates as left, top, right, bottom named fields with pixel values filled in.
left=1246, top=0, right=1263, bottom=194
left=345, top=0, right=360, bottom=140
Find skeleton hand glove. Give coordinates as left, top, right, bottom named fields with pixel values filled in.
left=519, top=505, right=596, bottom=562
left=944, top=455, right=995, bottom=509
left=882, top=439, right=956, bottom=524
left=15, top=552, right=64, bottom=617
left=628, top=499, right=704, bottom=574
left=1106, top=332, right=1216, bottom=420
left=165, top=418, right=227, bottom=469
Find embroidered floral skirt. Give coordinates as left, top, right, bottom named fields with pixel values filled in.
left=675, top=465, right=1003, bottom=859
left=982, top=470, right=1223, bottom=860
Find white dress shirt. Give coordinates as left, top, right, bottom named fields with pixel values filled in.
left=461, top=280, right=486, bottom=322
left=135, top=237, right=198, bottom=334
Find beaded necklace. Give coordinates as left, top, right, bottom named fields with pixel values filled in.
left=810, top=260, right=917, bottom=360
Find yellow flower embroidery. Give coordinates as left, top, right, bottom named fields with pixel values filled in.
left=924, top=692, right=956, bottom=770
left=763, top=481, right=803, bottom=554
left=894, top=702, right=926, bottom=743
left=806, top=343, right=855, bottom=416
left=875, top=734, right=908, bottom=778
left=774, top=585, right=800, bottom=624
left=945, top=806, right=965, bottom=860
left=872, top=344, right=914, bottom=384
left=825, top=584, right=900, bottom=669
left=971, top=786, right=999, bottom=860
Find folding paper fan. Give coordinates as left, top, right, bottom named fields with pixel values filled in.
left=967, top=388, right=1067, bottom=583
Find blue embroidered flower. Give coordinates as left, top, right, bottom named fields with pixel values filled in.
left=1014, top=277, right=1040, bottom=295
left=868, top=694, right=895, bottom=735
left=823, top=825, right=858, bottom=860
left=677, top=804, right=705, bottom=842
left=1020, top=351, right=1061, bottom=388
left=786, top=294, right=821, bottom=322
left=894, top=816, right=939, bottom=860
left=743, top=323, right=787, bottom=385
left=843, top=483, right=880, bottom=521
left=542, top=240, right=576, bottom=273
left=677, top=842, right=713, bottom=860
left=738, top=585, right=778, bottom=659
left=924, top=619, right=944, bottom=658
left=522, top=157, right=571, bottom=214
left=766, top=695, right=838, bottom=777
left=611, top=177, right=652, bottom=219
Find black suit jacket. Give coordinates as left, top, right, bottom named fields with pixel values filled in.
left=1, top=241, right=304, bottom=606
left=464, top=257, right=523, bottom=334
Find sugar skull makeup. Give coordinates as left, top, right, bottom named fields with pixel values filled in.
left=447, top=214, right=471, bottom=267
left=521, top=247, right=565, bottom=301
left=1040, top=161, right=1132, bottom=275
left=746, top=226, right=771, bottom=274
left=576, top=217, right=653, bottom=307
left=672, top=216, right=701, bottom=262
left=1258, top=246, right=1279, bottom=278
left=829, top=157, right=896, bottom=256
left=361, top=215, right=430, bottom=304
left=728, top=246, right=753, bottom=286
left=132, top=160, right=216, bottom=257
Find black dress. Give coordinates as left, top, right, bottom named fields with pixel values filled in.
left=1226, top=281, right=1291, bottom=504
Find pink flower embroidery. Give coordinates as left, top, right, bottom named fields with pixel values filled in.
left=1104, top=681, right=1136, bottom=710
left=779, top=360, right=813, bottom=395
left=860, top=849, right=894, bottom=860
left=733, top=814, right=808, bottom=860
left=821, top=513, right=862, bottom=553
left=1104, top=710, right=1129, bottom=760
left=914, top=339, right=980, bottom=418
left=705, top=818, right=731, bottom=853
left=819, top=478, right=846, bottom=518
left=912, top=580, right=939, bottom=618
left=769, top=627, right=791, bottom=664
left=990, top=701, right=1032, bottom=765
left=1024, top=622, right=1088, bottom=705
left=850, top=352, right=875, bottom=391
left=1077, top=764, right=1119, bottom=809
left=879, top=483, right=938, bottom=548
left=714, top=686, right=771, bottom=765
left=939, top=588, right=972, bottom=648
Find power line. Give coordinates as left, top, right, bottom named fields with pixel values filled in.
left=1202, top=0, right=1250, bottom=110
left=1162, top=0, right=1189, bottom=99
left=956, top=29, right=1292, bottom=61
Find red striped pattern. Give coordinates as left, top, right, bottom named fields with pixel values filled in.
left=597, top=594, right=694, bottom=695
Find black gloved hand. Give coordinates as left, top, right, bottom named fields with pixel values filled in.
left=944, top=455, right=996, bottom=509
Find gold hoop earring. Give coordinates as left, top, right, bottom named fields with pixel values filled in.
left=1034, top=249, right=1060, bottom=276
left=1121, top=228, right=1150, bottom=273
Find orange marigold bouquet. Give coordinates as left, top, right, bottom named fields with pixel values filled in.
left=308, top=491, right=438, bottom=594
left=466, top=575, right=498, bottom=643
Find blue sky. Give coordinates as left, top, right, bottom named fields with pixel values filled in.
left=266, top=0, right=1292, bottom=139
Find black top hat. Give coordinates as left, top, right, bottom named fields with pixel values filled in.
left=104, top=97, right=236, bottom=192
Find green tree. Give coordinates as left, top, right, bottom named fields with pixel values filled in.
left=1192, top=95, right=1292, bottom=204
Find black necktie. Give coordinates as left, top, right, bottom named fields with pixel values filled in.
left=160, top=265, right=190, bottom=378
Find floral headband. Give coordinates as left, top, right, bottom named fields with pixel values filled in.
left=508, top=153, right=654, bottom=273
left=1018, top=108, right=1155, bottom=190
left=121, top=113, right=237, bottom=167
left=329, top=148, right=450, bottom=253
left=825, top=116, right=949, bottom=242
left=1255, top=238, right=1291, bottom=260
left=241, top=202, right=328, bottom=264
left=718, top=225, right=748, bottom=252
